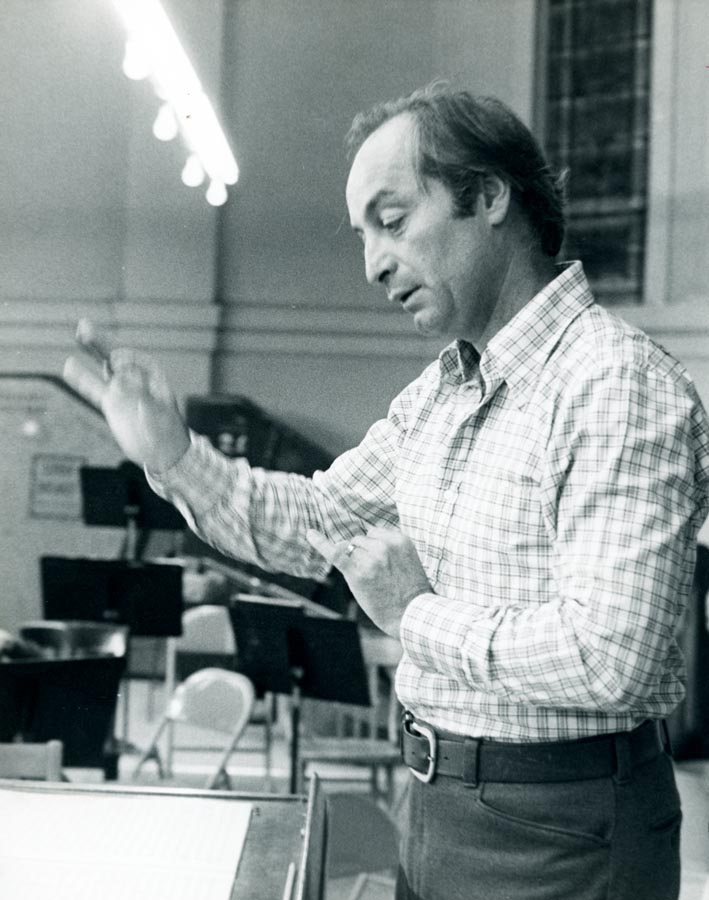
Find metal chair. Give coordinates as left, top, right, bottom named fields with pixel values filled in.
left=0, top=740, right=64, bottom=781
left=133, top=668, right=256, bottom=789
left=165, top=605, right=275, bottom=785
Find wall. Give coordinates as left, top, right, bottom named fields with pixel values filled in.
left=618, top=0, right=709, bottom=400
left=214, top=0, right=538, bottom=453
left=0, top=0, right=224, bottom=398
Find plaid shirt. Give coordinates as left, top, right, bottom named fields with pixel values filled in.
left=151, top=262, right=709, bottom=742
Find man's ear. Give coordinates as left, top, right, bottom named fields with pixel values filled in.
left=479, top=173, right=511, bottom=226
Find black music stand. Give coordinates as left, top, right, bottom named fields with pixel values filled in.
left=76, top=461, right=185, bottom=748
left=40, top=557, right=184, bottom=638
left=39, top=555, right=184, bottom=752
left=80, top=461, right=184, bottom=561
left=0, top=655, right=127, bottom=778
left=229, top=598, right=370, bottom=793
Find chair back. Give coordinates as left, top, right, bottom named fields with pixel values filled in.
left=132, top=667, right=258, bottom=789
left=180, top=605, right=236, bottom=652
left=168, top=668, right=255, bottom=735
left=168, top=605, right=237, bottom=686
left=0, top=740, right=63, bottom=781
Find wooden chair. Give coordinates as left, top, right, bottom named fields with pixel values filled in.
left=0, top=740, right=63, bottom=781
left=298, top=630, right=403, bottom=804
left=133, top=668, right=256, bottom=789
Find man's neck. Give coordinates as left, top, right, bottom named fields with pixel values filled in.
left=475, top=249, right=558, bottom=353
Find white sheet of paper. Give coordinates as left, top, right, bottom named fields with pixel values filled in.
left=0, top=787, right=253, bottom=900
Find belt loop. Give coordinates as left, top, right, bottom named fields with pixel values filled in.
left=462, top=738, right=480, bottom=788
left=614, top=732, right=632, bottom=784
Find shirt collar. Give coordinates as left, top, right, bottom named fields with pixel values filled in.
left=438, top=261, right=594, bottom=406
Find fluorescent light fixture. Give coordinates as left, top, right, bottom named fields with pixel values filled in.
left=112, top=0, right=239, bottom=201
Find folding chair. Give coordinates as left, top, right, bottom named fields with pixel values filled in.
left=133, top=668, right=255, bottom=789
left=165, top=605, right=275, bottom=785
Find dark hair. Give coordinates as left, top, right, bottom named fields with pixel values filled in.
left=346, top=83, right=566, bottom=257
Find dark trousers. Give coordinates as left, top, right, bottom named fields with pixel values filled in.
left=395, top=750, right=682, bottom=900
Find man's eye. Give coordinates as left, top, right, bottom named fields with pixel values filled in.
left=382, top=217, right=404, bottom=233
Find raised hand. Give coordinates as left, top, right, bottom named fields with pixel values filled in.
left=63, top=319, right=190, bottom=472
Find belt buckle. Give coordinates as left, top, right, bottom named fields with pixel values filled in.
left=404, top=712, right=438, bottom=784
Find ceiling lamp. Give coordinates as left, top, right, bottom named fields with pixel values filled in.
left=112, top=0, right=239, bottom=206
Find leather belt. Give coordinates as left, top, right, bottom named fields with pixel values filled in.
left=401, top=712, right=666, bottom=786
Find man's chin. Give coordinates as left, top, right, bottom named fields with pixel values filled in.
left=411, top=311, right=444, bottom=338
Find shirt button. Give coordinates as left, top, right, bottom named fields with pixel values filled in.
left=443, top=487, right=457, bottom=503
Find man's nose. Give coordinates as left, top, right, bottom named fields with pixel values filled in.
left=364, top=238, right=394, bottom=286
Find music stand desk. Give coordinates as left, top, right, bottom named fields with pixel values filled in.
left=0, top=777, right=326, bottom=900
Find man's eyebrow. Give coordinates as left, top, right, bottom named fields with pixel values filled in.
left=366, top=189, right=400, bottom=214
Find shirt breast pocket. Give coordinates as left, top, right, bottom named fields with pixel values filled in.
left=465, top=465, right=549, bottom=556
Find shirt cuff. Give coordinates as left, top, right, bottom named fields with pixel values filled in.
left=146, top=431, right=244, bottom=522
left=401, top=592, right=495, bottom=686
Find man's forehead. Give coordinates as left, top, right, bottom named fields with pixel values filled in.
left=345, top=113, right=418, bottom=216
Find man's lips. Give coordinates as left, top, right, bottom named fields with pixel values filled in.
left=391, top=287, right=420, bottom=306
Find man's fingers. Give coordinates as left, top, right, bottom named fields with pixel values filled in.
left=305, top=529, right=338, bottom=564
left=306, top=529, right=361, bottom=565
left=75, top=318, right=115, bottom=372
left=63, top=356, right=106, bottom=411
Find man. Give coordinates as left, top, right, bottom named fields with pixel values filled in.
left=64, top=84, right=709, bottom=899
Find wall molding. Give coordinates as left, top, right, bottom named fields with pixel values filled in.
left=0, top=297, right=220, bottom=354
left=218, top=302, right=444, bottom=360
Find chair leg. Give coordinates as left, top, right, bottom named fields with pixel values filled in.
left=263, top=716, right=273, bottom=791
left=132, top=720, right=167, bottom=780
left=207, top=765, right=233, bottom=791
left=384, top=765, right=394, bottom=806
left=206, top=731, right=242, bottom=790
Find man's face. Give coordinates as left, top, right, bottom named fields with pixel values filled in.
left=345, top=113, right=499, bottom=345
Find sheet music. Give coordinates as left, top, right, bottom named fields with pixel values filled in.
left=0, top=787, right=253, bottom=900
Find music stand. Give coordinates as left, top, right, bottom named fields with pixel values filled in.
left=40, top=555, right=184, bottom=751
left=77, top=461, right=185, bottom=748
left=228, top=597, right=370, bottom=793
left=80, top=461, right=184, bottom=560
left=0, top=655, right=127, bottom=778
left=40, top=557, right=184, bottom=638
